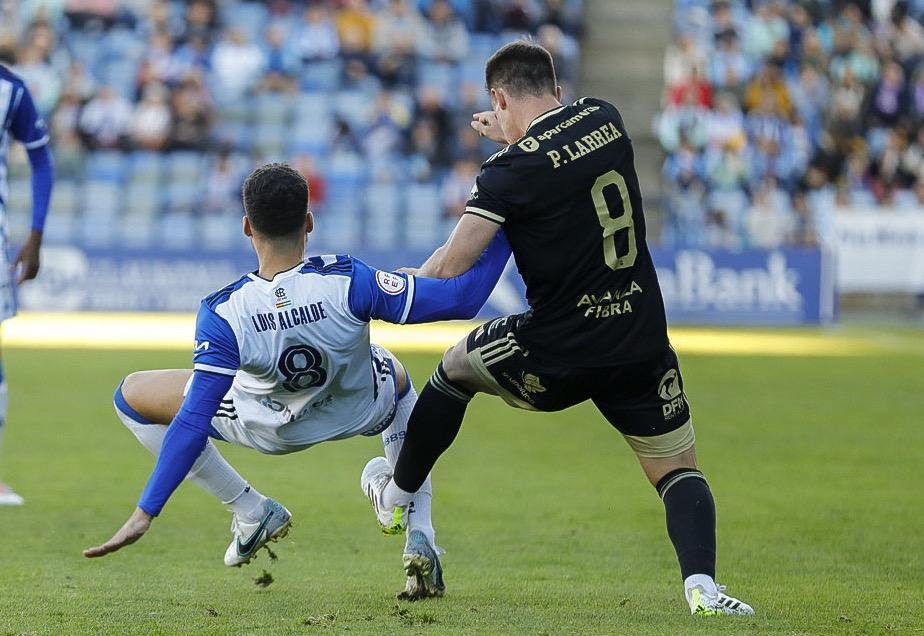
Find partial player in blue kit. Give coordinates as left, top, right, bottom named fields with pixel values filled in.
left=0, top=65, right=54, bottom=506
left=84, top=163, right=510, bottom=600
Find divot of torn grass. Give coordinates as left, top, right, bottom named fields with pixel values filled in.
left=253, top=570, right=274, bottom=588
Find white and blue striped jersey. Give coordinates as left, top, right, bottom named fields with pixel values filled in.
left=0, top=65, right=49, bottom=215
left=193, top=256, right=418, bottom=453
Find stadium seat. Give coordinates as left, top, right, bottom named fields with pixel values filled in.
left=129, top=152, right=163, bottom=184
left=164, top=182, right=200, bottom=214
left=364, top=183, right=402, bottom=249
left=81, top=181, right=122, bottom=216
left=125, top=181, right=162, bottom=217
left=253, top=122, right=288, bottom=156
left=119, top=213, right=156, bottom=249
left=160, top=212, right=196, bottom=249
left=294, top=93, right=332, bottom=123
left=255, top=92, right=294, bottom=125
left=86, top=151, right=127, bottom=183
left=299, top=60, right=343, bottom=92
left=50, top=180, right=80, bottom=217
left=404, top=183, right=442, bottom=247
left=198, top=215, right=241, bottom=251
left=167, top=152, right=204, bottom=185
left=333, top=90, right=374, bottom=129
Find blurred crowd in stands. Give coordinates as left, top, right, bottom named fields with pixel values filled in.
left=656, top=0, right=924, bottom=249
left=0, top=0, right=582, bottom=249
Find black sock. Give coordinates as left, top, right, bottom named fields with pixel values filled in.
left=656, top=468, right=717, bottom=580
left=392, top=362, right=473, bottom=492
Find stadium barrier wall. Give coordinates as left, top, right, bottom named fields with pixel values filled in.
left=833, top=212, right=924, bottom=294
left=19, top=244, right=835, bottom=325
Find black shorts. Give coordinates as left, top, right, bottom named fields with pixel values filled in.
left=465, top=314, right=694, bottom=457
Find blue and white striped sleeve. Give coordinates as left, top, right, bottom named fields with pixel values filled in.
left=192, top=301, right=240, bottom=376
left=9, top=83, right=50, bottom=149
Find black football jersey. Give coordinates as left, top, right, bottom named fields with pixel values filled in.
left=464, top=98, right=669, bottom=366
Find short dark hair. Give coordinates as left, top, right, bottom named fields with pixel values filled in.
left=242, top=163, right=309, bottom=238
left=485, top=41, right=557, bottom=98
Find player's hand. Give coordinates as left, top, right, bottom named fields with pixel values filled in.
left=83, top=507, right=153, bottom=558
left=12, top=230, right=42, bottom=284
left=471, top=111, right=507, bottom=144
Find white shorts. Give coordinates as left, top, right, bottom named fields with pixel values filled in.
left=0, top=213, right=16, bottom=321
left=188, top=345, right=400, bottom=455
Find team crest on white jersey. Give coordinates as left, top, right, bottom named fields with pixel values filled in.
left=375, top=271, right=406, bottom=295
left=274, top=287, right=292, bottom=308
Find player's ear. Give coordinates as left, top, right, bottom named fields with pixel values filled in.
left=495, top=88, right=508, bottom=111
left=305, top=211, right=314, bottom=235
left=555, top=85, right=562, bottom=101
left=242, top=215, right=253, bottom=238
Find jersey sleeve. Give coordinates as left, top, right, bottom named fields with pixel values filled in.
left=405, top=229, right=511, bottom=323
left=347, top=259, right=415, bottom=324
left=464, top=153, right=526, bottom=224
left=192, top=301, right=240, bottom=376
left=9, top=83, right=50, bottom=149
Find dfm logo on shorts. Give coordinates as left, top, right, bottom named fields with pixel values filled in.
left=658, top=369, right=686, bottom=419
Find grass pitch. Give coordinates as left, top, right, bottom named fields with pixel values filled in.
left=0, top=333, right=922, bottom=635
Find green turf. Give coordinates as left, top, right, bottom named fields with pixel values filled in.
left=0, top=343, right=922, bottom=635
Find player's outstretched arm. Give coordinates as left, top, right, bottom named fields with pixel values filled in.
left=348, top=230, right=511, bottom=325
left=415, top=214, right=501, bottom=279
left=83, top=370, right=233, bottom=558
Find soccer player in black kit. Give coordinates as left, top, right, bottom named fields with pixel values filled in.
left=362, top=41, right=754, bottom=616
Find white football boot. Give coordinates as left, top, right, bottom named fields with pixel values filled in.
left=398, top=529, right=445, bottom=601
left=223, top=498, right=292, bottom=567
left=686, top=577, right=755, bottom=616
left=0, top=482, right=24, bottom=506
left=361, top=457, right=407, bottom=535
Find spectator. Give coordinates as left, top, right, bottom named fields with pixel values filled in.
left=336, top=0, right=376, bottom=57
left=49, top=89, right=85, bottom=177
left=171, top=73, right=213, bottom=151
left=538, top=23, right=579, bottom=87
left=877, top=1, right=924, bottom=67
left=867, top=60, right=909, bottom=127
left=745, top=177, right=796, bottom=248
left=743, top=1, right=789, bottom=60
left=294, top=4, right=340, bottom=63
left=131, top=82, right=172, bottom=150
left=374, top=0, right=423, bottom=87
left=664, top=33, right=707, bottom=87
left=13, top=44, right=61, bottom=114
left=668, top=65, right=713, bottom=109
left=182, top=0, right=219, bottom=45
left=743, top=62, right=793, bottom=117
left=202, top=150, right=243, bottom=214
left=293, top=154, right=328, bottom=212
left=710, top=31, right=753, bottom=94
left=211, top=28, right=266, bottom=100
left=78, top=85, right=133, bottom=149
left=441, top=158, right=480, bottom=217
left=260, top=24, right=298, bottom=92
left=419, top=0, right=469, bottom=63
left=502, top=0, right=540, bottom=32
left=414, top=85, right=454, bottom=167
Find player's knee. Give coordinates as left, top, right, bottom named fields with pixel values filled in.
left=117, top=372, right=144, bottom=412
left=441, top=343, right=474, bottom=385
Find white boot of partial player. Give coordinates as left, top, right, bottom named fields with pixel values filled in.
left=0, top=481, right=24, bottom=505
left=685, top=575, right=754, bottom=615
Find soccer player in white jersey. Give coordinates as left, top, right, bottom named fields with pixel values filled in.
left=0, top=64, right=54, bottom=506
left=84, top=163, right=510, bottom=599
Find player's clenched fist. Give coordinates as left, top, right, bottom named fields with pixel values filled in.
left=471, top=111, right=507, bottom=144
